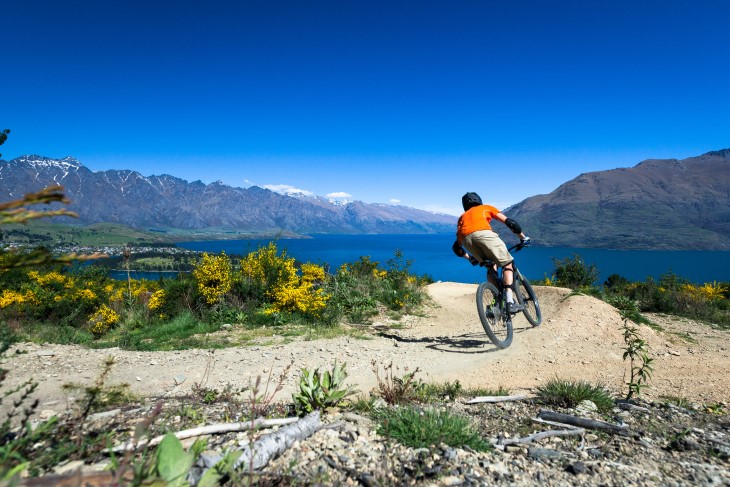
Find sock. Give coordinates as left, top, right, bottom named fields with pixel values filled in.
left=506, top=288, right=514, bottom=303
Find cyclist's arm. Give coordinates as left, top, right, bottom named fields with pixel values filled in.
left=494, top=212, right=527, bottom=240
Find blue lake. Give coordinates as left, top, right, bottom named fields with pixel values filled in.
left=175, top=234, right=730, bottom=285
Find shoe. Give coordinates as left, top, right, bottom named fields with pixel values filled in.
left=506, top=302, right=524, bottom=314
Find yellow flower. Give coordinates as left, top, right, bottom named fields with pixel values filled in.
left=372, top=268, right=388, bottom=280
left=75, top=288, right=97, bottom=301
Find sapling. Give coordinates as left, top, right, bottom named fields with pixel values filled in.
left=621, top=318, right=654, bottom=400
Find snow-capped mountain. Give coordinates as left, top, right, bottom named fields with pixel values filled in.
left=0, top=155, right=456, bottom=234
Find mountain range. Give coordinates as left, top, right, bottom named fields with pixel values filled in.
left=506, top=149, right=730, bottom=250
left=0, top=155, right=455, bottom=235
left=1, top=150, right=729, bottom=249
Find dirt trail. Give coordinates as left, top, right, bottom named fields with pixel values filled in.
left=4, top=284, right=729, bottom=416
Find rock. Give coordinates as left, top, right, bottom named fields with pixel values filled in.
left=39, top=409, right=57, bottom=421
left=529, top=448, right=563, bottom=461
left=52, top=460, right=85, bottom=475
left=87, top=409, right=121, bottom=421
left=576, top=400, right=598, bottom=414
left=566, top=461, right=587, bottom=475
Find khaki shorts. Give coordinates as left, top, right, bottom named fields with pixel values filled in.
left=462, top=230, right=513, bottom=266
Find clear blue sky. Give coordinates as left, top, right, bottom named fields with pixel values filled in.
left=4, top=0, right=729, bottom=215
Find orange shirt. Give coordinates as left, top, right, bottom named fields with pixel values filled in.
left=456, top=204, right=501, bottom=242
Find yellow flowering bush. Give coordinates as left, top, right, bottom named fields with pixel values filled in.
left=193, top=252, right=233, bottom=304
left=28, top=270, right=68, bottom=287
left=301, top=263, right=326, bottom=283
left=0, top=289, right=38, bottom=308
left=263, top=259, right=330, bottom=318
left=148, top=289, right=165, bottom=310
left=681, top=282, right=728, bottom=303
left=88, top=304, right=119, bottom=336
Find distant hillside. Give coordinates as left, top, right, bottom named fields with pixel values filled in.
left=506, top=149, right=730, bottom=250
left=0, top=155, right=456, bottom=235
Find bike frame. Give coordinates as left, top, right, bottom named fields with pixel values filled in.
left=479, top=243, right=525, bottom=297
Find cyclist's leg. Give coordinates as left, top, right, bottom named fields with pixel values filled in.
left=470, top=231, right=522, bottom=311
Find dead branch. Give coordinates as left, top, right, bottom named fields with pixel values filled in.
left=538, top=409, right=630, bottom=436
left=111, top=416, right=299, bottom=453
left=190, top=411, right=322, bottom=486
left=498, top=427, right=586, bottom=447
left=464, top=394, right=529, bottom=404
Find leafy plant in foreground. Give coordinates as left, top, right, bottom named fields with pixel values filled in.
left=292, top=361, right=356, bottom=415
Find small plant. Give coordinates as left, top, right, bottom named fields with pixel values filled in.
left=536, top=377, right=615, bottom=412
left=412, top=379, right=463, bottom=403
left=621, top=318, right=654, bottom=400
left=371, top=361, right=422, bottom=405
left=374, top=405, right=492, bottom=451
left=292, top=361, right=356, bottom=415
left=661, top=395, right=692, bottom=409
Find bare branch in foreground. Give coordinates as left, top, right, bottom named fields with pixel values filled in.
left=497, top=427, right=586, bottom=448
left=464, top=394, right=530, bottom=404
left=538, top=409, right=630, bottom=436
left=111, top=416, right=299, bottom=453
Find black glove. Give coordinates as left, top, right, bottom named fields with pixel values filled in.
left=452, top=240, right=466, bottom=257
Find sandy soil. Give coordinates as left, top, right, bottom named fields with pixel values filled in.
left=4, top=284, right=729, bottom=416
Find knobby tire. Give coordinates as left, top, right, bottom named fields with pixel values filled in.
left=476, top=282, right=513, bottom=349
left=515, top=271, right=542, bottom=327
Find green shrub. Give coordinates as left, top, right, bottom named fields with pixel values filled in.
left=536, top=377, right=614, bottom=412
left=552, top=254, right=599, bottom=289
left=374, top=406, right=492, bottom=451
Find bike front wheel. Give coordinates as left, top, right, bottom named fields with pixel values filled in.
left=476, top=282, right=513, bottom=349
left=515, top=272, right=542, bottom=327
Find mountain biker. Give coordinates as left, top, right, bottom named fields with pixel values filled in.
left=452, top=192, right=530, bottom=314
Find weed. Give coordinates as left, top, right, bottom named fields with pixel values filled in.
left=536, top=377, right=615, bottom=412
left=371, top=361, right=422, bottom=405
left=374, top=405, right=492, bottom=451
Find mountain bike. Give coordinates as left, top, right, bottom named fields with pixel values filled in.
left=473, top=241, right=542, bottom=349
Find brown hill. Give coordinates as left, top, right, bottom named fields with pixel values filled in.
left=506, top=149, right=730, bottom=249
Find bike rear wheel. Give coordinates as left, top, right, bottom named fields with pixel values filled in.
left=476, top=282, right=513, bottom=349
left=515, top=272, right=542, bottom=327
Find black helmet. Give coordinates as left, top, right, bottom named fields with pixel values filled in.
left=462, top=192, right=482, bottom=211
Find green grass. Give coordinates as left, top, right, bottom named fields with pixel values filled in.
left=536, top=377, right=615, bottom=412
left=94, top=311, right=225, bottom=351
left=15, top=321, right=95, bottom=346
left=374, top=406, right=492, bottom=451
